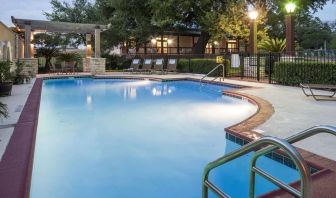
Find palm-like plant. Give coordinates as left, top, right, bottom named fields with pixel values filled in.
left=0, top=102, right=8, bottom=118
left=259, top=38, right=286, bottom=53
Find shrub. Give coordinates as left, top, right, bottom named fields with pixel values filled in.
left=0, top=61, right=12, bottom=83
left=0, top=102, right=8, bottom=118
left=104, top=54, right=132, bottom=70
left=177, top=58, right=230, bottom=76
left=273, top=62, right=336, bottom=85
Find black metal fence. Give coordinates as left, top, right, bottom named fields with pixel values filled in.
left=125, top=50, right=336, bottom=85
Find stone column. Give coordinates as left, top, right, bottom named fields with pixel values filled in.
left=285, top=15, right=295, bottom=56
left=94, top=29, right=101, bottom=58
left=249, top=20, right=257, bottom=54
left=18, top=58, right=38, bottom=77
left=24, top=24, right=32, bottom=58
left=83, top=58, right=106, bottom=74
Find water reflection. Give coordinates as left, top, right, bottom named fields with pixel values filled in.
left=123, top=87, right=137, bottom=100
left=151, top=84, right=175, bottom=97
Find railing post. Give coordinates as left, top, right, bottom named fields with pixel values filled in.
left=268, top=53, right=272, bottom=84
left=257, top=53, right=260, bottom=81
left=240, top=53, right=245, bottom=79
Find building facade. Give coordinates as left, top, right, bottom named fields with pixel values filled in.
left=120, top=30, right=243, bottom=55
left=0, top=21, right=24, bottom=62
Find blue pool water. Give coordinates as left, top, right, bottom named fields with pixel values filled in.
left=31, top=78, right=299, bottom=198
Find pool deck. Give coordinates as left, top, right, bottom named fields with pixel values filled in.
left=0, top=73, right=335, bottom=197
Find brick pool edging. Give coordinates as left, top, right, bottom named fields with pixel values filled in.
left=0, top=78, right=42, bottom=198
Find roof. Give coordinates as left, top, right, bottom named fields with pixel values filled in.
left=11, top=16, right=108, bottom=34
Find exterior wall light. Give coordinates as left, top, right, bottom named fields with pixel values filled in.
left=151, top=38, right=157, bottom=44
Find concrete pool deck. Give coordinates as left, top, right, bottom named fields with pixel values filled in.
left=1, top=73, right=335, bottom=161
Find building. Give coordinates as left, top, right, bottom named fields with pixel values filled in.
left=0, top=21, right=24, bottom=62
left=120, top=30, right=243, bottom=55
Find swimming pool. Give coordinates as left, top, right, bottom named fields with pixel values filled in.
left=31, top=78, right=299, bottom=198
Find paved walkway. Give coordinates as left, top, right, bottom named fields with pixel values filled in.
left=1, top=73, right=336, bottom=161
left=0, top=80, right=35, bottom=160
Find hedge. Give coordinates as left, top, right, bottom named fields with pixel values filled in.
left=273, top=62, right=336, bottom=85
left=177, top=58, right=231, bottom=76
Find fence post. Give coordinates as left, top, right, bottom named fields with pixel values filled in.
left=240, top=53, right=244, bottom=79
left=188, top=54, right=191, bottom=73
left=257, top=53, right=260, bottom=81
left=268, top=53, right=272, bottom=84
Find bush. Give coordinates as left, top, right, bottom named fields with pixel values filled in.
left=273, top=62, right=336, bottom=85
left=177, top=58, right=230, bottom=76
left=0, top=61, right=12, bottom=83
left=104, top=54, right=132, bottom=70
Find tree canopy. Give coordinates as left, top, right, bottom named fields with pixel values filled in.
left=45, top=0, right=336, bottom=53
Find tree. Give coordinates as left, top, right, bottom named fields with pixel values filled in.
left=296, top=17, right=333, bottom=49
left=150, top=0, right=236, bottom=54
left=32, top=33, right=67, bottom=72
left=98, top=0, right=156, bottom=51
left=44, top=0, right=101, bottom=46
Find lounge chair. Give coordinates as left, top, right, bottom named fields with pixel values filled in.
left=300, top=83, right=336, bottom=101
left=153, top=58, right=164, bottom=74
left=63, top=61, right=76, bottom=74
left=124, top=58, right=141, bottom=74
left=50, top=62, right=63, bottom=74
left=141, top=59, right=153, bottom=74
left=166, top=59, right=177, bottom=73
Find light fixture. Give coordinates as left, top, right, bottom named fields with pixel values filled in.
left=248, top=10, right=258, bottom=20
left=213, top=41, right=219, bottom=46
left=151, top=38, right=157, bottom=44
left=285, top=2, right=296, bottom=13
left=167, top=39, right=173, bottom=45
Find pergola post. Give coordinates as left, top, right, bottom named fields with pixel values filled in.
left=24, top=24, right=32, bottom=58
left=94, top=29, right=101, bottom=58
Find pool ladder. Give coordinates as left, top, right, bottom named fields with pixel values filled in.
left=202, top=125, right=336, bottom=198
left=200, top=64, right=225, bottom=86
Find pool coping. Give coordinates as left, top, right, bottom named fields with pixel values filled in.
left=0, top=75, right=335, bottom=198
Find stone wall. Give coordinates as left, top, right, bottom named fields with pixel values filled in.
left=18, top=58, right=38, bottom=77
left=83, top=58, right=106, bottom=74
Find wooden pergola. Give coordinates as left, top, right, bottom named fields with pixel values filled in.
left=11, top=16, right=108, bottom=58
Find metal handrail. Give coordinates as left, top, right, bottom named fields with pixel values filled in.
left=249, top=125, right=336, bottom=197
left=200, top=64, right=225, bottom=85
left=202, top=136, right=312, bottom=198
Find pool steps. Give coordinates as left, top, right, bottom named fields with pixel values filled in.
left=202, top=125, right=336, bottom=198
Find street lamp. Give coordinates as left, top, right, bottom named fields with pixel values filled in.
left=285, top=2, right=296, bottom=55
left=248, top=10, right=258, bottom=54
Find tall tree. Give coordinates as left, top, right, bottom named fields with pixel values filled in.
left=32, top=33, right=67, bottom=72
left=44, top=0, right=101, bottom=46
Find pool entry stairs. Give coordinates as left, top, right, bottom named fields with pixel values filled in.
left=200, top=64, right=225, bottom=86
left=202, top=125, right=336, bottom=198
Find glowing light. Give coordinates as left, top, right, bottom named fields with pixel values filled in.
left=248, top=10, right=258, bottom=20
left=285, top=2, right=296, bottom=13
left=151, top=38, right=157, bottom=44
left=86, top=96, right=92, bottom=105
left=213, top=41, right=219, bottom=46
left=167, top=39, right=173, bottom=45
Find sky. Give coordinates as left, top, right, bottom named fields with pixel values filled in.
left=0, top=0, right=335, bottom=27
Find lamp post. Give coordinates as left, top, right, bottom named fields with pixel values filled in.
left=285, top=2, right=296, bottom=56
left=248, top=10, right=258, bottom=54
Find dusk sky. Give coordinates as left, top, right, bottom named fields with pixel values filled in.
left=0, top=0, right=335, bottom=27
